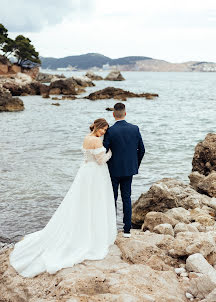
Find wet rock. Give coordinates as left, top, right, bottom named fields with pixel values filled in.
left=2, top=77, right=49, bottom=96
left=106, top=107, right=114, bottom=111
left=104, top=70, right=125, bottom=81
left=85, top=87, right=159, bottom=101
left=61, top=95, right=76, bottom=100
left=0, top=86, right=24, bottom=112
left=49, top=79, right=76, bottom=95
left=192, top=133, right=216, bottom=176
left=3, top=81, right=31, bottom=96
left=132, top=178, right=209, bottom=228
left=42, top=93, right=50, bottom=98
left=28, top=82, right=49, bottom=95
left=85, top=71, right=103, bottom=81
left=49, top=88, right=61, bottom=95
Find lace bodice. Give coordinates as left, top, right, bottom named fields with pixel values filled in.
left=82, top=146, right=112, bottom=165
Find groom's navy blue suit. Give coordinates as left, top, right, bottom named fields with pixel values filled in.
left=103, top=120, right=145, bottom=233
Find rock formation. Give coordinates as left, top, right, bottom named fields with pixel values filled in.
left=192, top=133, right=216, bottom=176
left=1, top=133, right=216, bottom=301
left=104, top=70, right=125, bottom=81
left=0, top=73, right=49, bottom=96
left=190, top=134, right=216, bottom=198
left=85, top=71, right=103, bottom=80
left=36, top=72, right=65, bottom=83
left=0, top=85, right=24, bottom=112
left=85, top=87, right=159, bottom=101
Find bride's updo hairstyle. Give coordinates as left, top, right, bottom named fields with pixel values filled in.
left=90, top=118, right=109, bottom=133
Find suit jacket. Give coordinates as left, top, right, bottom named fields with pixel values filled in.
left=103, top=120, right=145, bottom=177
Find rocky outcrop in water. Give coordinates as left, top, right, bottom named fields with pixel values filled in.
left=85, top=71, right=103, bottom=81
left=49, top=76, right=95, bottom=95
left=1, top=73, right=49, bottom=96
left=85, top=87, right=159, bottom=101
left=104, top=70, right=125, bottom=81
left=0, top=85, right=24, bottom=112
left=36, top=72, right=65, bottom=83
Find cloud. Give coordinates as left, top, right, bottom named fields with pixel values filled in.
left=1, top=0, right=216, bottom=62
left=0, top=0, right=94, bottom=32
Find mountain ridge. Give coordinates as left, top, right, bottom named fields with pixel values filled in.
left=40, top=53, right=216, bottom=72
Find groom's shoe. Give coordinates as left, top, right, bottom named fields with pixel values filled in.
left=123, top=232, right=131, bottom=238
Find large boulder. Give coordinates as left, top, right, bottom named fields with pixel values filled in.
left=49, top=76, right=94, bottom=95
left=70, top=75, right=95, bottom=87
left=85, top=87, right=159, bottom=101
left=85, top=71, right=103, bottom=81
left=132, top=178, right=210, bottom=227
left=142, top=212, right=178, bottom=232
left=169, top=232, right=216, bottom=258
left=1, top=73, right=49, bottom=96
left=186, top=253, right=216, bottom=299
left=192, top=133, right=216, bottom=176
left=36, top=72, right=65, bottom=83
left=104, top=70, right=125, bottom=81
left=0, top=86, right=24, bottom=112
left=49, top=78, right=77, bottom=95
left=189, top=171, right=216, bottom=198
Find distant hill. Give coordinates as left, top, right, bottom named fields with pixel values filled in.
left=40, top=53, right=152, bottom=70
left=40, top=53, right=216, bottom=72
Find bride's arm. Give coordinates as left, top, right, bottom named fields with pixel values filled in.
left=93, top=139, right=112, bottom=165
left=94, top=149, right=112, bottom=165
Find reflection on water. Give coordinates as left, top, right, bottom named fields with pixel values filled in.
left=0, top=71, right=215, bottom=242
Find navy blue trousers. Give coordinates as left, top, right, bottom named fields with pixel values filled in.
left=110, top=175, right=133, bottom=233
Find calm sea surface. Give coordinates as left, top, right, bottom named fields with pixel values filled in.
left=0, top=71, right=215, bottom=242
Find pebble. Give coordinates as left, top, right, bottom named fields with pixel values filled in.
left=185, top=292, right=194, bottom=299
left=175, top=267, right=186, bottom=275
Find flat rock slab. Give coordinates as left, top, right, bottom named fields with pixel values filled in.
left=85, top=87, right=159, bottom=101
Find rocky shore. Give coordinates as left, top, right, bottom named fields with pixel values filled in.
left=0, top=69, right=159, bottom=112
left=0, top=129, right=216, bottom=301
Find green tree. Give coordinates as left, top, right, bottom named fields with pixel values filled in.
left=14, top=35, right=41, bottom=66
left=0, top=24, right=8, bottom=51
left=2, top=38, right=16, bottom=57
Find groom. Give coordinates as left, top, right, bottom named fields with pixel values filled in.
left=103, top=103, right=145, bottom=238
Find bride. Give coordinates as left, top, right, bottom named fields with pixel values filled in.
left=9, top=118, right=117, bottom=278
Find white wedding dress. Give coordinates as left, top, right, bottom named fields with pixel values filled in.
left=9, top=145, right=117, bottom=278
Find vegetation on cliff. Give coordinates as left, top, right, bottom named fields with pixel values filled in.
left=0, top=24, right=40, bottom=67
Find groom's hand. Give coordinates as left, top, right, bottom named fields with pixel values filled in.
left=103, top=129, right=111, bottom=152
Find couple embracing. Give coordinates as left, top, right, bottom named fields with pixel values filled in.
left=9, top=102, right=145, bottom=278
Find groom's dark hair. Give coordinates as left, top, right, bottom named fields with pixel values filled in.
left=114, top=103, right=125, bottom=118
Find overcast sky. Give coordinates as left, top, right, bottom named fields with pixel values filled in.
left=1, top=0, right=216, bottom=62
